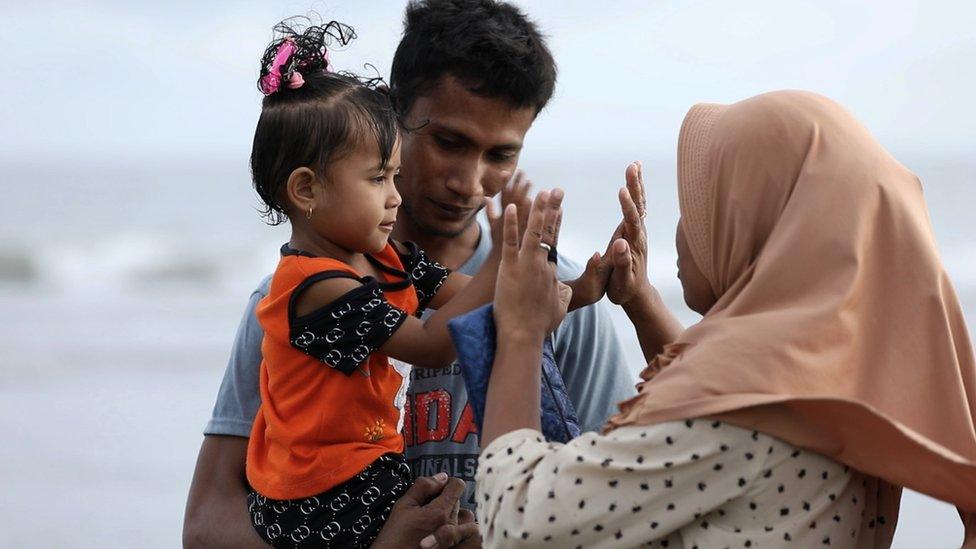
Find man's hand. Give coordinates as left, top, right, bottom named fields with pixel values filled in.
left=371, top=473, right=481, bottom=549
left=419, top=508, right=481, bottom=549
left=487, top=170, right=532, bottom=259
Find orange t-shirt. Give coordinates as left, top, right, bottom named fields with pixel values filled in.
left=246, top=243, right=419, bottom=500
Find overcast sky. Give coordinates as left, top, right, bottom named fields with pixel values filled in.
left=1, top=0, right=974, bottom=163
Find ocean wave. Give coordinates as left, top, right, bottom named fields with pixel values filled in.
left=0, top=233, right=281, bottom=296
left=2, top=232, right=976, bottom=298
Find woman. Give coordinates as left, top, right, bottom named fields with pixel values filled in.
left=476, top=90, right=976, bottom=548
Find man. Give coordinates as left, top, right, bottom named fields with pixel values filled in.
left=183, top=1, right=634, bottom=546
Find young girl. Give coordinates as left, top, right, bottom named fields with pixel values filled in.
left=242, top=20, right=604, bottom=548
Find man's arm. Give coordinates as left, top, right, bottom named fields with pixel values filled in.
left=184, top=278, right=270, bottom=548
left=183, top=436, right=267, bottom=548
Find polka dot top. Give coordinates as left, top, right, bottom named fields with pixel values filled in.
left=476, top=419, right=894, bottom=548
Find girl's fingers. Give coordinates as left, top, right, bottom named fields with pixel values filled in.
left=501, top=204, right=519, bottom=265
left=586, top=251, right=611, bottom=283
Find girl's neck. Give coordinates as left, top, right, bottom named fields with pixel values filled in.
left=288, top=227, right=364, bottom=267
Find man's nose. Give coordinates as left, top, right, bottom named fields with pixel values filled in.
left=444, top=157, right=485, bottom=200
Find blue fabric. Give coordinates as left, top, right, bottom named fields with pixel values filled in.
left=448, top=304, right=581, bottom=443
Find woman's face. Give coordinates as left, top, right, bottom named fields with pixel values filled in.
left=676, top=220, right=717, bottom=315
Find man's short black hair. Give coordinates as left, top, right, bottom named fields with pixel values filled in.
left=389, top=0, right=557, bottom=117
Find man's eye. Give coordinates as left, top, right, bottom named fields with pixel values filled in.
left=434, top=135, right=461, bottom=150
left=488, top=151, right=516, bottom=163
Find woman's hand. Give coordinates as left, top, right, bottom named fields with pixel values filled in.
left=493, top=189, right=571, bottom=341
left=482, top=190, right=568, bottom=448
left=601, top=162, right=684, bottom=362
left=605, top=161, right=654, bottom=308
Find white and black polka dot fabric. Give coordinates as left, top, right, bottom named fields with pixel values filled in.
left=476, top=420, right=893, bottom=548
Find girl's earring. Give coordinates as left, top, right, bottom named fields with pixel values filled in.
left=306, top=205, right=314, bottom=220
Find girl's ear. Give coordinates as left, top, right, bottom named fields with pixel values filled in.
left=285, top=167, right=320, bottom=217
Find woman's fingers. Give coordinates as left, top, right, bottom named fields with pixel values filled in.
left=612, top=238, right=632, bottom=270
left=626, top=161, right=647, bottom=219
left=521, top=190, right=550, bottom=254
left=619, top=186, right=643, bottom=238
left=501, top=204, right=519, bottom=265
left=542, top=188, right=563, bottom=248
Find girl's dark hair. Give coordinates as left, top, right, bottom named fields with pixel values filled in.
left=251, top=18, right=399, bottom=225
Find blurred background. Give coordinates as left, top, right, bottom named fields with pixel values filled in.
left=1, top=0, right=973, bottom=546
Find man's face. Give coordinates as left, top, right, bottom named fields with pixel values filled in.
left=397, top=75, right=536, bottom=238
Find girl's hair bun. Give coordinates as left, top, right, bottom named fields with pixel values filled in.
left=258, top=17, right=356, bottom=95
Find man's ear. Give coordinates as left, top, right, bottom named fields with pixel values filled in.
left=285, top=167, right=320, bottom=217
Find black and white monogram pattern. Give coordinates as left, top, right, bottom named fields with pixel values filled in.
left=248, top=454, right=412, bottom=548
left=398, top=241, right=450, bottom=314
left=290, top=282, right=408, bottom=376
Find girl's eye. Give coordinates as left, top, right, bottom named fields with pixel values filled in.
left=372, top=176, right=386, bottom=184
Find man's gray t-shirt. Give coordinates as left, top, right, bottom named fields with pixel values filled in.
left=205, top=226, right=635, bottom=508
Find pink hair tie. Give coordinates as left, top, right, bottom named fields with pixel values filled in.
left=286, top=72, right=304, bottom=89
left=260, top=39, right=301, bottom=95
left=323, top=50, right=333, bottom=73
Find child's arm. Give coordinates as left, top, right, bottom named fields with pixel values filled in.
left=421, top=184, right=610, bottom=314
left=414, top=171, right=532, bottom=311
left=291, top=191, right=562, bottom=371
left=427, top=254, right=610, bottom=315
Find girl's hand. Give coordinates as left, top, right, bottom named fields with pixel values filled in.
left=566, top=252, right=612, bottom=310
left=605, top=161, right=653, bottom=307
left=487, top=171, right=532, bottom=259
left=493, top=190, right=571, bottom=341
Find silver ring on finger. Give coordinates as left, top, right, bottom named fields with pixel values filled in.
left=539, top=242, right=558, bottom=264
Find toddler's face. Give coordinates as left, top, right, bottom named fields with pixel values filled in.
left=313, top=137, right=403, bottom=254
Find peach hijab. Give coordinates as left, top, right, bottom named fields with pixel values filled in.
left=605, top=90, right=976, bottom=546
